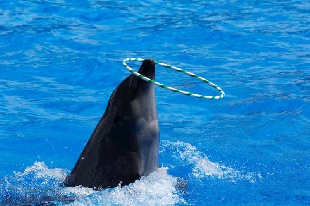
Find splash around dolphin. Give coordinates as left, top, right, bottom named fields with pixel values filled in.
left=64, top=59, right=160, bottom=189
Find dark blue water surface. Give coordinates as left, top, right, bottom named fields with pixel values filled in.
left=1, top=0, right=310, bottom=205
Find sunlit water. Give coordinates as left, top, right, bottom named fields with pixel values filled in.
left=0, top=0, right=309, bottom=205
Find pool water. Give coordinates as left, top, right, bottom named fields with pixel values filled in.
left=0, top=0, right=310, bottom=205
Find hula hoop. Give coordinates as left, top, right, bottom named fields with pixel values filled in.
left=122, top=58, right=225, bottom=100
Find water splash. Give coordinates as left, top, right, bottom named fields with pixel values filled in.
left=0, top=141, right=260, bottom=205
left=161, top=140, right=260, bottom=183
left=68, top=168, right=185, bottom=206
left=0, top=162, right=184, bottom=205
left=0, top=162, right=74, bottom=205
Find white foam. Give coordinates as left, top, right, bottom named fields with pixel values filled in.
left=1, top=162, right=184, bottom=205
left=1, top=141, right=260, bottom=205
left=66, top=168, right=185, bottom=206
left=14, top=161, right=67, bottom=184
left=1, top=162, right=70, bottom=204
left=162, top=140, right=259, bottom=183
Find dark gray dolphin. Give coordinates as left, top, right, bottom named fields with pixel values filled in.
left=64, top=59, right=160, bottom=189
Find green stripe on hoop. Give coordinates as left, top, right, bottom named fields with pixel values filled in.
left=189, top=74, right=198, bottom=78
left=122, top=58, right=225, bottom=100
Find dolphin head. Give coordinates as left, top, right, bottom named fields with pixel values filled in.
left=108, top=59, right=156, bottom=116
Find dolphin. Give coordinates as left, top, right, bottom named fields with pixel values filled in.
left=64, top=59, right=160, bottom=189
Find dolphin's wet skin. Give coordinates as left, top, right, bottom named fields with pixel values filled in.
left=64, top=59, right=160, bottom=189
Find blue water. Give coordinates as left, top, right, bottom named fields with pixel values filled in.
left=0, top=0, right=310, bottom=205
